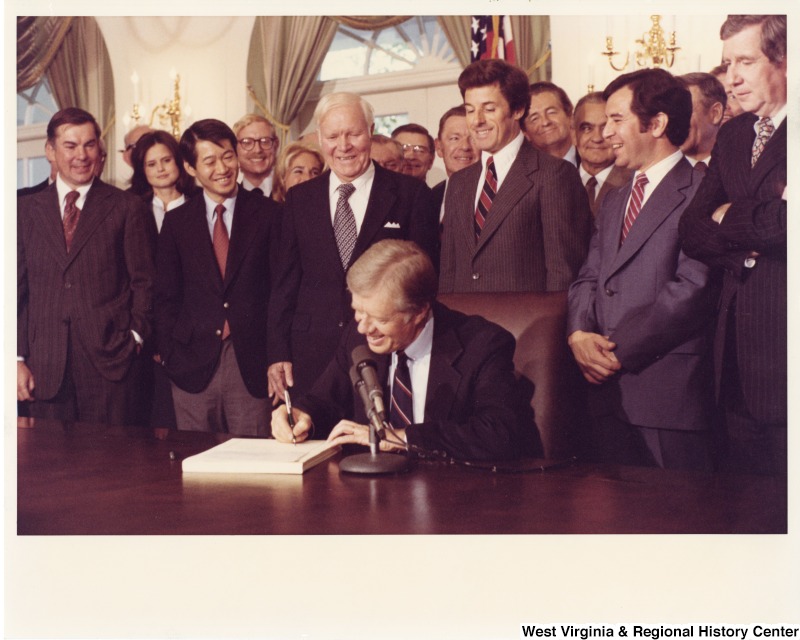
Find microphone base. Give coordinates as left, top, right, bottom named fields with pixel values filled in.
left=339, top=451, right=410, bottom=475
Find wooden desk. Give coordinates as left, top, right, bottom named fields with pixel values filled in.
left=16, top=419, right=786, bottom=535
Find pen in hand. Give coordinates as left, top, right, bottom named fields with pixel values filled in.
left=284, top=389, right=296, bottom=445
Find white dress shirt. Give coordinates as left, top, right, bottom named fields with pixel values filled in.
left=328, top=163, right=375, bottom=234
left=389, top=312, right=434, bottom=424
left=473, top=132, right=525, bottom=211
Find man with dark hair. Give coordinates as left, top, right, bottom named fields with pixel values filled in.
left=18, top=107, right=157, bottom=424
left=680, top=15, right=787, bottom=475
left=391, top=123, right=435, bottom=182
left=567, top=69, right=717, bottom=471
left=679, top=72, right=727, bottom=168
left=573, top=91, right=632, bottom=215
left=432, top=105, right=478, bottom=219
left=155, top=118, right=281, bottom=435
left=710, top=64, right=744, bottom=124
left=524, top=81, right=578, bottom=165
left=440, top=58, right=592, bottom=293
left=271, top=240, right=534, bottom=462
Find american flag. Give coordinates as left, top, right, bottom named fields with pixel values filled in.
left=471, top=16, right=516, bottom=63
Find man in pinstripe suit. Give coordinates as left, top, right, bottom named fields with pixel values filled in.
left=17, top=108, right=157, bottom=425
left=680, top=15, right=787, bottom=475
left=439, top=59, right=592, bottom=293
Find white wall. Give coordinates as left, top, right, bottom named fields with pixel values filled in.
left=94, top=14, right=728, bottom=187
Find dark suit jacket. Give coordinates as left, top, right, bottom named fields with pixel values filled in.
left=155, top=189, right=280, bottom=397
left=17, top=179, right=157, bottom=399
left=267, top=162, right=439, bottom=395
left=439, top=140, right=592, bottom=293
left=17, top=179, right=50, bottom=198
left=679, top=114, right=787, bottom=423
left=297, top=301, right=535, bottom=461
left=590, top=164, right=633, bottom=215
left=431, top=180, right=446, bottom=220
left=568, top=157, right=717, bottom=432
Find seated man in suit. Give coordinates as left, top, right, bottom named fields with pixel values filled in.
left=439, top=59, right=592, bottom=293
left=573, top=92, right=633, bottom=215
left=271, top=240, right=534, bottom=461
left=567, top=69, right=718, bottom=471
left=267, top=92, right=438, bottom=400
left=155, top=119, right=281, bottom=435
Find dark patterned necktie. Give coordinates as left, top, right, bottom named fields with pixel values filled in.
left=693, top=161, right=708, bottom=175
left=390, top=351, right=413, bottom=429
left=334, top=183, right=357, bottom=268
left=621, top=172, right=648, bottom=244
left=751, top=117, right=774, bottom=167
left=585, top=175, right=598, bottom=205
left=474, top=156, right=497, bottom=240
left=63, top=190, right=80, bottom=252
left=212, top=204, right=230, bottom=339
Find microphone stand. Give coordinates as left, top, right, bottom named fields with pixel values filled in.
left=339, top=366, right=410, bottom=475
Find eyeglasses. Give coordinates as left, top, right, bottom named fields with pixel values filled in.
left=401, top=143, right=431, bottom=155
left=119, top=143, right=136, bottom=154
left=238, top=137, right=278, bottom=151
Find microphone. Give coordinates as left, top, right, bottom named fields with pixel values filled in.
left=349, top=365, right=384, bottom=451
left=351, top=345, right=387, bottom=422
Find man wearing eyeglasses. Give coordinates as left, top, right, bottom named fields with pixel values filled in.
left=232, top=114, right=279, bottom=197
left=391, top=123, right=435, bottom=183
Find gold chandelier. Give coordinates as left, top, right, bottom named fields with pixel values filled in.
left=603, top=15, right=680, bottom=72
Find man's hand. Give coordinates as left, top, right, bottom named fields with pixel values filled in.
left=567, top=330, right=621, bottom=385
left=17, top=361, right=35, bottom=401
left=327, top=420, right=406, bottom=452
left=267, top=361, right=294, bottom=407
left=271, top=403, right=313, bottom=443
left=711, top=202, right=732, bottom=224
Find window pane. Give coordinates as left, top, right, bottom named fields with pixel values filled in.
left=374, top=113, right=409, bottom=137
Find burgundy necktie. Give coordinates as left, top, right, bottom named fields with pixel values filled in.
left=585, top=175, right=598, bottom=204
left=751, top=117, right=774, bottom=167
left=63, top=190, right=80, bottom=252
left=389, top=351, right=413, bottom=430
left=474, top=156, right=497, bottom=240
left=213, top=204, right=231, bottom=339
left=621, top=172, right=648, bottom=244
left=693, top=161, right=708, bottom=175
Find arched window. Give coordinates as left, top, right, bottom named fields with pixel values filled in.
left=320, top=16, right=456, bottom=81
left=17, top=77, right=59, bottom=189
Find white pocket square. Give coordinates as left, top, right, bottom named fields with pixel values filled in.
left=384, top=221, right=401, bottom=229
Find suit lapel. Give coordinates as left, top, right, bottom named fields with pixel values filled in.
left=607, top=159, right=694, bottom=276
left=475, top=144, right=538, bottom=253
left=185, top=195, right=224, bottom=288
left=224, top=191, right=258, bottom=287
left=423, top=307, right=463, bottom=421
left=34, top=185, right=71, bottom=268
left=64, top=180, right=115, bottom=268
left=352, top=164, right=397, bottom=264
left=454, top=162, right=483, bottom=250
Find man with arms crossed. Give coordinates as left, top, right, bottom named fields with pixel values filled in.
left=272, top=240, right=534, bottom=462
left=679, top=15, right=787, bottom=475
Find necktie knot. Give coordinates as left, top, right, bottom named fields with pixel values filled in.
left=65, top=190, right=80, bottom=207
left=338, top=182, right=356, bottom=200
left=752, top=117, right=775, bottom=167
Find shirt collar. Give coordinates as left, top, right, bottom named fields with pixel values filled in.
left=241, top=173, right=273, bottom=194
left=756, top=105, right=786, bottom=131
left=328, top=162, right=375, bottom=197
left=399, top=309, right=434, bottom=363
left=480, top=132, right=524, bottom=184
left=55, top=174, right=93, bottom=210
left=633, top=149, right=684, bottom=192
left=203, top=189, right=237, bottom=221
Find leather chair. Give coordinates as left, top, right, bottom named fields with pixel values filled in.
left=438, top=291, right=588, bottom=460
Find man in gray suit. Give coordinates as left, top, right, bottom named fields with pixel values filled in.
left=567, top=69, right=718, bottom=470
left=18, top=108, right=157, bottom=425
left=439, top=59, right=592, bottom=293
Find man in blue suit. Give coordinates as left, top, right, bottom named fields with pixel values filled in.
left=567, top=69, right=719, bottom=471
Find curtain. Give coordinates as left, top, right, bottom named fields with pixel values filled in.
left=333, top=16, right=411, bottom=30
left=247, top=16, right=339, bottom=147
left=17, top=16, right=74, bottom=92
left=438, top=15, right=551, bottom=81
left=44, top=17, right=116, bottom=181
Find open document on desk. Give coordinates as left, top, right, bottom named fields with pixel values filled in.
left=181, top=438, right=340, bottom=475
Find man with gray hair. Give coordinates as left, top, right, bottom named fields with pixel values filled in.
left=271, top=239, right=534, bottom=461
left=680, top=15, right=787, bottom=475
left=268, top=92, right=438, bottom=400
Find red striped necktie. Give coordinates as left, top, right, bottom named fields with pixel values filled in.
left=474, top=156, right=497, bottom=240
left=620, top=172, right=648, bottom=244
